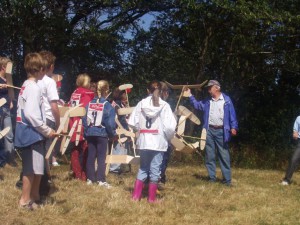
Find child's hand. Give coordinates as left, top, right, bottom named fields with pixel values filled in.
left=48, top=129, right=58, bottom=138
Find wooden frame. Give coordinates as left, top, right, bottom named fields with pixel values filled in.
left=0, top=127, right=10, bottom=140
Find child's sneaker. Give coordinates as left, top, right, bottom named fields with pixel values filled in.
left=52, top=162, right=60, bottom=167
left=98, top=181, right=112, bottom=189
left=86, top=179, right=93, bottom=185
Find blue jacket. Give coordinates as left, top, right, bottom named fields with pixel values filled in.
left=189, top=92, right=238, bottom=143
left=82, top=97, right=116, bottom=138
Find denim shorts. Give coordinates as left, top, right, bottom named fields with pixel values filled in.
left=22, top=141, right=45, bottom=175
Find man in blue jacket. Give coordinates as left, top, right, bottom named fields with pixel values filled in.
left=185, top=80, right=238, bottom=186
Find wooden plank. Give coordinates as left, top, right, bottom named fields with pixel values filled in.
left=171, top=136, right=195, bottom=154
left=0, top=127, right=10, bottom=139
left=177, top=116, right=186, bottom=136
left=116, top=128, right=135, bottom=138
left=61, top=120, right=78, bottom=155
left=0, top=98, right=7, bottom=107
left=200, top=128, right=207, bottom=150
left=75, top=119, right=82, bottom=146
left=165, top=80, right=208, bottom=90
left=117, top=107, right=134, bottom=115
left=5, top=62, right=12, bottom=74
left=58, top=106, right=86, bottom=117
left=105, top=155, right=140, bottom=164
left=5, top=62, right=14, bottom=104
left=177, top=105, right=200, bottom=125
left=171, top=136, right=186, bottom=151
left=59, top=116, right=70, bottom=152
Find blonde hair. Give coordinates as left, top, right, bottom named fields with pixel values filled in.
left=39, top=50, right=56, bottom=69
left=24, top=53, right=46, bottom=77
left=76, top=73, right=91, bottom=88
left=97, top=80, right=109, bottom=98
left=0, top=57, right=12, bottom=68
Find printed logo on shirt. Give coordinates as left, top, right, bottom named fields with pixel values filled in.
left=70, top=93, right=81, bottom=107
left=87, top=102, right=106, bottom=127
left=139, top=113, right=159, bottom=134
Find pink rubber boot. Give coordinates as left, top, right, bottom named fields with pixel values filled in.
left=148, top=182, right=159, bottom=203
left=132, top=180, right=144, bottom=201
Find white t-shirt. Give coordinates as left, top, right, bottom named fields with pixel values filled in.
left=17, top=80, right=46, bottom=127
left=37, top=75, right=59, bottom=122
left=16, top=79, right=51, bottom=139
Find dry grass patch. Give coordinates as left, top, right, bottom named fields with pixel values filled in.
left=1, top=161, right=300, bottom=225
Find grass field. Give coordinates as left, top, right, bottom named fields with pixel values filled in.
left=1, top=157, right=300, bottom=225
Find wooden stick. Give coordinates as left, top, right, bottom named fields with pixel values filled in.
left=6, top=85, right=21, bottom=90
left=106, top=92, right=112, bottom=99
left=15, top=149, right=22, bottom=161
left=175, top=86, right=185, bottom=112
left=61, top=120, right=78, bottom=155
left=125, top=89, right=130, bottom=107
left=181, top=135, right=204, bottom=140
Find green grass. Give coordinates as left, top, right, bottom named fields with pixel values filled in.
left=1, top=159, right=300, bottom=225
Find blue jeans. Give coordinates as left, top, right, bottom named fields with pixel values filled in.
left=284, top=139, right=300, bottom=183
left=205, top=127, right=231, bottom=184
left=0, top=108, right=14, bottom=166
left=137, top=150, right=163, bottom=183
left=86, top=136, right=107, bottom=182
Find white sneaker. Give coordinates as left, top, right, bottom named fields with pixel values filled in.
left=98, top=181, right=112, bottom=189
left=87, top=179, right=93, bottom=185
left=280, top=180, right=289, bottom=186
left=52, top=162, right=60, bottom=167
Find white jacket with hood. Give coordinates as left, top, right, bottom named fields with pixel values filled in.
left=128, top=95, right=177, bottom=152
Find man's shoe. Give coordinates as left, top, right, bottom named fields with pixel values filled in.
left=280, top=180, right=290, bottom=186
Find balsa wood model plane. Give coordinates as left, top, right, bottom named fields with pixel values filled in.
left=45, top=105, right=85, bottom=169
left=58, top=105, right=86, bottom=153
left=165, top=80, right=208, bottom=153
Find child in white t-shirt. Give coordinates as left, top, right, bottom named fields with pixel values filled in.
left=15, top=53, right=56, bottom=210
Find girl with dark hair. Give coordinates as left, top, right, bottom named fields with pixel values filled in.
left=129, top=80, right=176, bottom=203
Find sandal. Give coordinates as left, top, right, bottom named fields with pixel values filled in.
left=19, top=200, right=39, bottom=211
